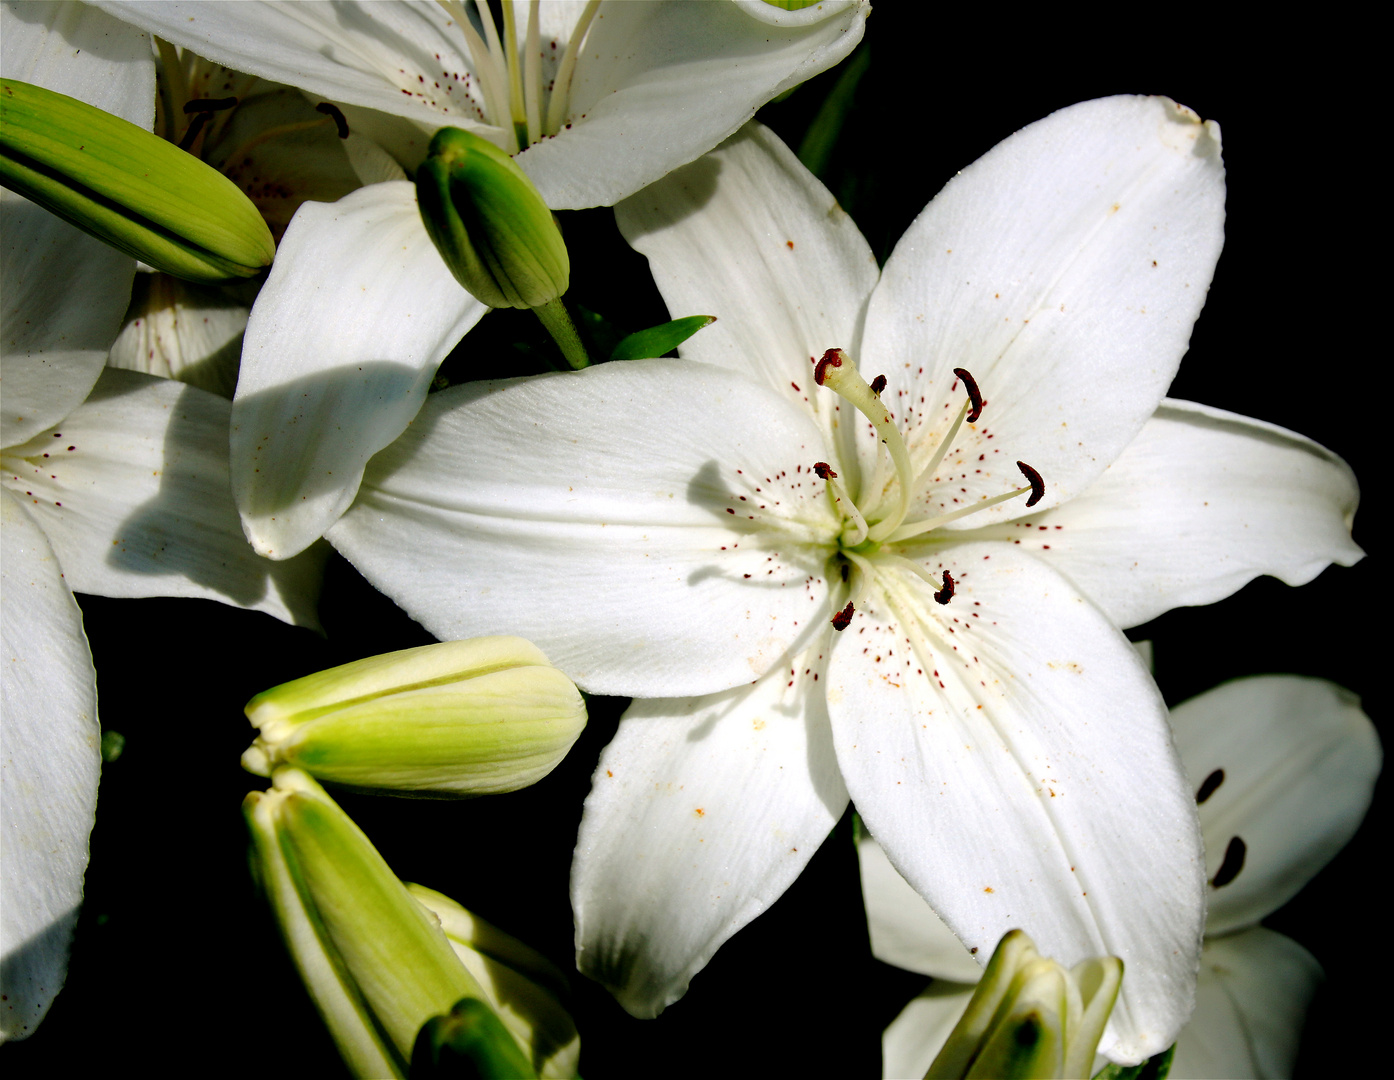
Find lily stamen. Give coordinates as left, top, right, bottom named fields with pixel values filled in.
left=885, top=460, right=1046, bottom=544
left=814, top=461, right=869, bottom=546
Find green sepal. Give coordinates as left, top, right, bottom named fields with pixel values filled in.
left=416, top=126, right=568, bottom=309
left=1092, top=1045, right=1174, bottom=1080
left=1, top=77, right=274, bottom=283
left=410, top=997, right=538, bottom=1080
left=608, top=315, right=717, bottom=362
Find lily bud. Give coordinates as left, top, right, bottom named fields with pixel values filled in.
left=244, top=769, right=525, bottom=1078
left=0, top=78, right=274, bottom=283
left=416, top=126, right=569, bottom=309
left=409, top=884, right=579, bottom=1079
left=242, top=636, right=587, bottom=796
left=927, top=930, right=1122, bottom=1080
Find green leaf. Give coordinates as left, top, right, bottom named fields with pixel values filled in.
left=608, top=316, right=717, bottom=362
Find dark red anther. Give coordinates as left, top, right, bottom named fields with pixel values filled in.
left=933, top=570, right=955, bottom=605
left=1211, top=835, right=1246, bottom=888
left=831, top=601, right=855, bottom=631
left=316, top=102, right=350, bottom=139
left=813, top=462, right=837, bottom=480
left=177, top=111, right=212, bottom=151
left=952, top=367, right=984, bottom=422
left=813, top=348, right=845, bottom=386
left=1016, top=461, right=1045, bottom=507
left=1195, top=768, right=1224, bottom=804
left=870, top=374, right=887, bottom=396
left=182, top=97, right=237, bottom=114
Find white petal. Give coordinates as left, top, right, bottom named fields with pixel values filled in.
left=330, top=359, right=839, bottom=697
left=0, top=488, right=99, bottom=1042
left=861, top=96, right=1226, bottom=519
left=881, top=981, right=976, bottom=1080
left=981, top=399, right=1364, bottom=628
left=519, top=0, right=869, bottom=208
left=106, top=273, right=248, bottom=398
left=1168, top=676, right=1380, bottom=935
left=2, top=369, right=325, bottom=628
left=1168, top=928, right=1322, bottom=1080
left=617, top=122, right=878, bottom=466
left=856, top=835, right=983, bottom=982
left=1, top=1, right=154, bottom=446
left=828, top=544, right=1204, bottom=1064
left=231, top=181, right=484, bottom=559
left=96, top=0, right=494, bottom=136
left=571, top=644, right=848, bottom=1017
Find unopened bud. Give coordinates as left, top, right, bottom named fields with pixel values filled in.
left=416, top=126, right=569, bottom=309
left=244, top=769, right=522, bottom=1077
left=242, top=636, right=586, bottom=796
left=1, top=78, right=274, bottom=283
left=927, top=929, right=1122, bottom=1080
left=409, top=884, right=579, bottom=1079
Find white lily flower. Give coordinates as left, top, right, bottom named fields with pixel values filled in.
left=323, top=100, right=1361, bottom=1061
left=94, top=0, right=870, bottom=559
left=867, top=676, right=1380, bottom=1079
left=0, top=3, right=323, bottom=1040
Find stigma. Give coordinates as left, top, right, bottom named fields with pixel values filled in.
left=809, top=348, right=1045, bottom=628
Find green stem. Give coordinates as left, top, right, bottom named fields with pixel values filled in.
left=532, top=296, right=590, bottom=369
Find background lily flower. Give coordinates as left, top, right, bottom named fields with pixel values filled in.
left=0, top=3, right=323, bottom=1040
left=93, top=0, right=871, bottom=560
left=867, top=675, right=1380, bottom=1079
left=323, top=99, right=1355, bottom=1061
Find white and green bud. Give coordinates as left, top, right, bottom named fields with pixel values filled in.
left=410, top=884, right=579, bottom=1079
left=242, top=636, right=587, bottom=797
left=927, top=930, right=1122, bottom=1080
left=416, top=126, right=569, bottom=310
left=0, top=78, right=274, bottom=283
left=244, top=769, right=529, bottom=1078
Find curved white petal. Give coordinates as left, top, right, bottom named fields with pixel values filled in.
left=521, top=0, right=869, bottom=208
left=1168, top=676, right=1380, bottom=936
left=1168, top=928, right=1322, bottom=1080
left=231, top=181, right=484, bottom=559
left=571, top=643, right=848, bottom=1017
left=330, top=359, right=839, bottom=697
left=861, top=95, right=1226, bottom=520
left=828, top=545, right=1204, bottom=1064
left=3, top=369, right=325, bottom=627
left=978, top=399, right=1364, bottom=629
left=1, top=1, right=154, bottom=446
left=856, top=835, right=983, bottom=983
left=0, top=488, right=99, bottom=1042
left=106, top=273, right=249, bottom=399
left=881, top=981, right=975, bottom=1080
left=617, top=121, right=878, bottom=466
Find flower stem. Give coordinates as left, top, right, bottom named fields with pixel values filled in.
left=533, top=296, right=590, bottom=369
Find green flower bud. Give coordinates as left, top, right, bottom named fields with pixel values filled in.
left=244, top=769, right=525, bottom=1078
left=409, top=884, right=579, bottom=1079
left=416, top=126, right=569, bottom=309
left=0, top=78, right=274, bottom=283
left=927, top=930, right=1123, bottom=1080
left=242, top=636, right=587, bottom=797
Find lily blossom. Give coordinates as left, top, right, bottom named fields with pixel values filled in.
left=324, top=101, right=1360, bottom=1062
left=1, top=3, right=322, bottom=1040
left=866, top=675, right=1381, bottom=1078
left=94, top=0, right=871, bottom=559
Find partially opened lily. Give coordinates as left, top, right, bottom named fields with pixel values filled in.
left=95, top=0, right=871, bottom=559
left=324, top=100, right=1361, bottom=1062
left=1, top=3, right=322, bottom=1040
left=866, top=675, right=1380, bottom=1079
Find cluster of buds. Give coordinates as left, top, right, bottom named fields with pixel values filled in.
left=927, top=930, right=1123, bottom=1080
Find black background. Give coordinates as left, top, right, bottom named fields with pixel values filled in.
left=6, top=5, right=1380, bottom=1076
